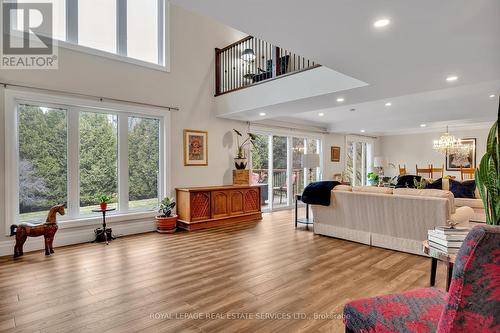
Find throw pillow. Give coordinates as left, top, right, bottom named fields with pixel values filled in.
left=395, top=175, right=422, bottom=188
left=449, top=179, right=476, bottom=198
left=425, top=178, right=443, bottom=190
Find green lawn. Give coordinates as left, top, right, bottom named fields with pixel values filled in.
left=19, top=198, right=159, bottom=222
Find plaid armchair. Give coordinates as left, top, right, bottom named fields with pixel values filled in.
left=343, top=225, right=500, bottom=332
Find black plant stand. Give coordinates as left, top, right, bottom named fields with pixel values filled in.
left=92, top=208, right=116, bottom=245
left=295, top=194, right=313, bottom=229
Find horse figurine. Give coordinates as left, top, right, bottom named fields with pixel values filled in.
left=10, top=204, right=65, bottom=258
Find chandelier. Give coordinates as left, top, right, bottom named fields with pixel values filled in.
left=432, top=126, right=464, bottom=154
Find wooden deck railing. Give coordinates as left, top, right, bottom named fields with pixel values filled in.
left=215, top=36, right=320, bottom=96
left=252, top=169, right=305, bottom=197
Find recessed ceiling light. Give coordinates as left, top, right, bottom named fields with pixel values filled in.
left=385, top=102, right=392, bottom=107
left=318, top=112, right=325, bottom=117
left=336, top=97, right=345, bottom=102
left=374, top=19, right=390, bottom=28
left=446, top=76, right=458, bottom=82
left=420, top=124, right=427, bottom=128
left=360, top=129, right=366, bottom=133
left=259, top=112, right=266, bottom=116
left=489, top=94, right=496, bottom=98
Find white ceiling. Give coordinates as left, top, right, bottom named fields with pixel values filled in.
left=172, top=0, right=500, bottom=134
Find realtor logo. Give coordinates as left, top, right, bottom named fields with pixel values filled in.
left=1, top=2, right=58, bottom=69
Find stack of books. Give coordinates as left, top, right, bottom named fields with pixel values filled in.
left=427, top=226, right=470, bottom=255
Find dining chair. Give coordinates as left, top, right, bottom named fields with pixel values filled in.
left=460, top=166, right=475, bottom=180
left=430, top=164, right=444, bottom=179
left=416, top=164, right=432, bottom=178
left=398, top=164, right=407, bottom=176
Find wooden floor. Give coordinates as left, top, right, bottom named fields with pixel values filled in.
left=0, top=209, right=449, bottom=333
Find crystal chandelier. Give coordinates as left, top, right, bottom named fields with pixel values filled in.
left=432, top=126, right=464, bottom=154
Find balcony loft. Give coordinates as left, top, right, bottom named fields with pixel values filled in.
left=214, top=36, right=367, bottom=122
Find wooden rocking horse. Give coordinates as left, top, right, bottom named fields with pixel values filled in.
left=10, top=204, right=65, bottom=258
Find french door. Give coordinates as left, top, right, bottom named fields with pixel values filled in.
left=345, top=135, right=374, bottom=186
left=251, top=132, right=322, bottom=212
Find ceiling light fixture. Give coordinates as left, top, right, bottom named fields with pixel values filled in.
left=433, top=126, right=464, bottom=154
left=336, top=98, right=345, bottom=102
left=259, top=112, right=266, bottom=116
left=420, top=124, right=427, bottom=128
left=360, top=129, right=366, bottom=133
left=385, top=102, right=392, bottom=107
left=318, top=112, right=325, bottom=117
left=446, top=76, right=458, bottom=82
left=489, top=94, right=496, bottom=98
left=374, top=19, right=390, bottom=28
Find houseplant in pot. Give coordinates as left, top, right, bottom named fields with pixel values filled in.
left=96, top=193, right=111, bottom=210
left=367, top=172, right=379, bottom=186
left=156, top=197, right=177, bottom=233
left=233, top=129, right=257, bottom=169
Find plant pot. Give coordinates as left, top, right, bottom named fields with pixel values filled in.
left=100, top=202, right=108, bottom=210
left=155, top=215, right=177, bottom=233
left=234, top=157, right=248, bottom=170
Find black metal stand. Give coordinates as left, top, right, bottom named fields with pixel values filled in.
left=295, top=194, right=313, bottom=229
left=92, top=208, right=116, bottom=245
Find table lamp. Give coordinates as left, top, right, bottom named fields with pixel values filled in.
left=302, top=154, right=320, bottom=183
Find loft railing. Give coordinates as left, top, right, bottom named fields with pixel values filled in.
left=215, top=36, right=320, bottom=96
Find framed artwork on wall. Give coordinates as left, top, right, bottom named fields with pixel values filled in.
left=184, top=129, right=208, bottom=166
left=331, top=146, right=340, bottom=162
left=446, top=138, right=476, bottom=171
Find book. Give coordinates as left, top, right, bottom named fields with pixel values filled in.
left=428, top=234, right=463, bottom=248
left=429, top=241, right=460, bottom=255
left=434, top=226, right=470, bottom=234
left=428, top=230, right=468, bottom=241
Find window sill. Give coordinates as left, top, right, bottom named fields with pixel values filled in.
left=57, top=40, right=169, bottom=72
left=58, top=210, right=158, bottom=230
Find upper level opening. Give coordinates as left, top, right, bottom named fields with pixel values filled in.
left=215, top=36, right=320, bottom=96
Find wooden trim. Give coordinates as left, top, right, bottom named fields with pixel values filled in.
left=183, top=129, right=208, bottom=166
left=214, top=64, right=322, bottom=97
left=176, top=185, right=262, bottom=192
left=218, top=35, right=253, bottom=52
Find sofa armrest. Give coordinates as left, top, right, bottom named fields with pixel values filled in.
left=450, top=206, right=474, bottom=226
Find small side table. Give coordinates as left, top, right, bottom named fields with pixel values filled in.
left=422, top=240, right=456, bottom=291
left=295, top=194, right=313, bottom=229
left=92, top=208, right=116, bottom=245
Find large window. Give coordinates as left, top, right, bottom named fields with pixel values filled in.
left=13, top=98, right=164, bottom=223
left=12, top=0, right=166, bottom=66
left=346, top=136, right=374, bottom=186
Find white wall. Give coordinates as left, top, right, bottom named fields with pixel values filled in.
left=0, top=5, right=251, bottom=255
left=379, top=127, right=490, bottom=178
left=322, top=133, right=346, bottom=180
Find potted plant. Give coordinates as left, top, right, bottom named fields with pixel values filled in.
left=96, top=193, right=111, bottom=210
left=367, top=172, right=379, bottom=186
left=233, top=129, right=257, bottom=169
left=155, top=197, right=177, bottom=233
left=475, top=120, right=499, bottom=225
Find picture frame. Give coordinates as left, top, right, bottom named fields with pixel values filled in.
left=446, top=138, right=476, bottom=171
left=184, top=129, right=208, bottom=166
left=331, top=146, right=341, bottom=162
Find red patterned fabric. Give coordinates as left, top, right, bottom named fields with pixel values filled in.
left=344, top=225, right=500, bottom=333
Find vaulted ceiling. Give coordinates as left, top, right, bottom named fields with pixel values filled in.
left=172, top=0, right=500, bottom=134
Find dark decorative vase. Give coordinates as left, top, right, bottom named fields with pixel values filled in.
left=234, top=158, right=247, bottom=170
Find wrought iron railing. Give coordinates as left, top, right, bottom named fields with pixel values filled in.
left=215, top=36, right=319, bottom=96
left=251, top=169, right=305, bottom=198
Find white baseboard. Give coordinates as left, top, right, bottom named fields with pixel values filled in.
left=0, top=217, right=156, bottom=257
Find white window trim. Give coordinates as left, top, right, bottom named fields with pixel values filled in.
left=8, top=0, right=170, bottom=72
left=3, top=87, right=171, bottom=235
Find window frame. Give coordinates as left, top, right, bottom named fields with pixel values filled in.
left=11, top=0, right=169, bottom=71
left=4, top=88, right=171, bottom=234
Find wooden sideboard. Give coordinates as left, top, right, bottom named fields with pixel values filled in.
left=175, top=185, right=262, bottom=231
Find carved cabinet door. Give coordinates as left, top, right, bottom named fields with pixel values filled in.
left=229, top=190, right=245, bottom=215
left=244, top=188, right=261, bottom=213
left=211, top=191, right=230, bottom=219
left=190, top=192, right=211, bottom=221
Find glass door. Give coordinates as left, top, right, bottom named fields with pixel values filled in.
left=346, top=138, right=373, bottom=186
left=272, top=136, right=289, bottom=209
left=250, top=134, right=270, bottom=210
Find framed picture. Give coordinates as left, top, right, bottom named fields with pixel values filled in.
left=446, top=138, right=476, bottom=171
left=331, top=146, right=340, bottom=162
left=184, top=129, right=208, bottom=166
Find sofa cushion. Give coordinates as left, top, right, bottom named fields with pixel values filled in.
left=333, top=184, right=352, bottom=192
left=455, top=197, right=485, bottom=209
left=395, top=175, right=421, bottom=188
left=449, top=179, right=476, bottom=199
left=352, top=186, right=393, bottom=194
left=393, top=188, right=455, bottom=214
left=425, top=178, right=443, bottom=190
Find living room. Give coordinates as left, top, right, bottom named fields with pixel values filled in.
left=0, top=1, right=499, bottom=332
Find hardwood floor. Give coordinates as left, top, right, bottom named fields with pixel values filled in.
left=0, top=209, right=449, bottom=333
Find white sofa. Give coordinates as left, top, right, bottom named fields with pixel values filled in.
left=311, top=186, right=474, bottom=255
